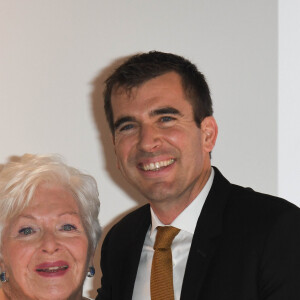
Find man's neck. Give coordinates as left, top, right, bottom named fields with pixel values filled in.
left=150, top=167, right=212, bottom=224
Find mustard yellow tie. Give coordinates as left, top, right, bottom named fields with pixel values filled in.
left=150, top=226, right=180, bottom=300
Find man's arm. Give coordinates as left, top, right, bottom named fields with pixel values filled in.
left=259, top=207, right=300, bottom=299
left=95, top=229, right=113, bottom=300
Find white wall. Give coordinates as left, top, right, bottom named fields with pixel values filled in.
left=278, top=0, right=300, bottom=205
left=1, top=0, right=297, bottom=298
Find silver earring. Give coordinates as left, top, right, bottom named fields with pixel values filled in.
left=0, top=272, right=8, bottom=283
left=87, top=266, right=95, bottom=278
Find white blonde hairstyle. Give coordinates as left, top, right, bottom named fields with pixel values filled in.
left=0, top=154, right=101, bottom=257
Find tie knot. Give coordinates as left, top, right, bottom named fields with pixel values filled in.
left=154, top=226, right=180, bottom=250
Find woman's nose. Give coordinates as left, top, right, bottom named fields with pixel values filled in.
left=40, top=230, right=60, bottom=254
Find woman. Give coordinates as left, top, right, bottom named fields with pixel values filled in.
left=0, top=154, right=101, bottom=300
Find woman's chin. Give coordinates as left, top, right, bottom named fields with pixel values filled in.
left=3, top=283, right=82, bottom=300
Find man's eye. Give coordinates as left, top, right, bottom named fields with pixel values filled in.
left=119, top=124, right=134, bottom=131
left=160, top=116, right=175, bottom=122
left=62, top=224, right=76, bottom=231
left=19, top=227, right=34, bottom=235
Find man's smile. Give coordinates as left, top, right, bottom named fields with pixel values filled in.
left=139, top=158, right=175, bottom=171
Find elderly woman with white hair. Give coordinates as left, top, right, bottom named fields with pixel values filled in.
left=0, top=154, right=101, bottom=300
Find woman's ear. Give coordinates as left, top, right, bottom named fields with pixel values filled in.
left=0, top=259, right=6, bottom=274
left=89, top=256, right=94, bottom=267
left=201, top=116, right=218, bottom=153
left=88, top=247, right=95, bottom=265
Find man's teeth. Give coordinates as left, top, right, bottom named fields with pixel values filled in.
left=142, top=159, right=174, bottom=171
left=37, top=265, right=68, bottom=272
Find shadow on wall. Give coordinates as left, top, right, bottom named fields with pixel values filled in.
left=90, top=54, right=147, bottom=208
left=88, top=54, right=148, bottom=298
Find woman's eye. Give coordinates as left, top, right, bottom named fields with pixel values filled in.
left=19, top=227, right=34, bottom=235
left=62, top=224, right=76, bottom=231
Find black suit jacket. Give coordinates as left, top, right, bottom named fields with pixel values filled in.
left=96, top=168, right=300, bottom=299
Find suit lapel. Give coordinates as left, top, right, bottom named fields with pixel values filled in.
left=119, top=205, right=151, bottom=300
left=180, top=167, right=231, bottom=300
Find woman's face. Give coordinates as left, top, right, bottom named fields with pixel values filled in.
left=0, top=182, right=90, bottom=300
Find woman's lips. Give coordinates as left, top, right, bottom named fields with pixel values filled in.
left=35, top=261, right=69, bottom=277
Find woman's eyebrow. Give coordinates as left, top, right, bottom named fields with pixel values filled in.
left=17, top=212, right=79, bottom=219
left=58, top=212, right=80, bottom=217
left=18, top=214, right=35, bottom=220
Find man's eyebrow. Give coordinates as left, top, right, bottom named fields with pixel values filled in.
left=114, top=107, right=182, bottom=130
left=114, top=116, right=136, bottom=130
left=150, top=107, right=182, bottom=117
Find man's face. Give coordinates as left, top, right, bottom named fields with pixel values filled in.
left=111, top=72, right=217, bottom=209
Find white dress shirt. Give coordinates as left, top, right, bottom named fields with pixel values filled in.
left=132, top=168, right=214, bottom=300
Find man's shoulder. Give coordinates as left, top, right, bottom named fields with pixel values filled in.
left=230, top=182, right=299, bottom=212
left=213, top=166, right=299, bottom=212
left=115, top=203, right=150, bottom=227
left=223, top=182, right=300, bottom=234
left=212, top=167, right=300, bottom=227
left=104, top=204, right=151, bottom=241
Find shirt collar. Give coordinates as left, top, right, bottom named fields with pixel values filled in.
left=150, top=168, right=215, bottom=235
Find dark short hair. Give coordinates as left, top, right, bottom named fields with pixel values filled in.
left=104, top=51, right=213, bottom=134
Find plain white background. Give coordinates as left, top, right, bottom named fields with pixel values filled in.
left=0, top=1, right=299, bottom=298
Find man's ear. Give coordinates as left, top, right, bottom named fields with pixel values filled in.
left=201, top=116, right=218, bottom=153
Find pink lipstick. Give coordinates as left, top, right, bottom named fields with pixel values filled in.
left=35, top=260, right=69, bottom=277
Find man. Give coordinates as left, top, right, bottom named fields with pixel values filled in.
left=96, top=51, right=300, bottom=300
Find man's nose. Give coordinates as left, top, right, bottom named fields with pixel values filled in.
left=137, top=124, right=162, bottom=152
left=40, top=230, right=60, bottom=254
